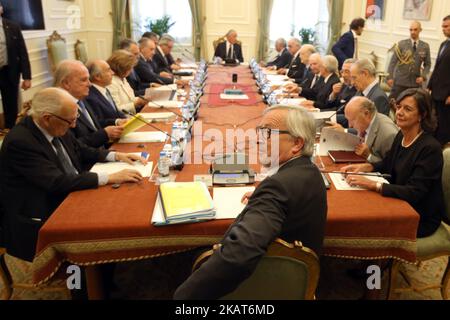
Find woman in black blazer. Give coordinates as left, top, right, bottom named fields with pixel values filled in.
left=342, top=88, right=445, bottom=237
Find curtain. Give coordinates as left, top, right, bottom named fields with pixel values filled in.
left=111, top=0, right=130, bottom=51
left=326, top=0, right=345, bottom=54
left=256, top=0, right=274, bottom=62
left=188, top=0, right=207, bottom=60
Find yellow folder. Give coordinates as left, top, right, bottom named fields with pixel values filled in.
left=121, top=114, right=147, bottom=137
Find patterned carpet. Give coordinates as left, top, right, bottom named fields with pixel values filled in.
left=1, top=250, right=448, bottom=300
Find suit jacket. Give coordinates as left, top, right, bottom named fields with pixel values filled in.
left=2, top=18, right=31, bottom=82
left=213, top=41, right=244, bottom=63
left=70, top=100, right=109, bottom=149
left=326, top=84, right=357, bottom=111
left=85, top=86, right=126, bottom=128
left=366, top=113, right=399, bottom=163
left=314, top=73, right=341, bottom=109
left=153, top=48, right=172, bottom=73
left=107, top=75, right=137, bottom=114
left=267, top=48, right=292, bottom=69
left=287, top=54, right=306, bottom=80
left=332, top=31, right=355, bottom=69
left=300, top=74, right=323, bottom=101
left=126, top=69, right=149, bottom=97
left=0, top=116, right=109, bottom=261
left=174, top=156, right=327, bottom=300
left=428, top=40, right=450, bottom=102
left=357, top=84, right=390, bottom=115
left=388, top=39, right=431, bottom=88
left=134, top=56, right=173, bottom=86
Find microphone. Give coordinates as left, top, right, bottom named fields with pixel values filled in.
left=138, top=95, right=191, bottom=124
left=121, top=109, right=182, bottom=144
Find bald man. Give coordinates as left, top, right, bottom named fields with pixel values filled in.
left=214, top=29, right=244, bottom=63
left=0, top=88, right=145, bottom=262
left=387, top=21, right=431, bottom=99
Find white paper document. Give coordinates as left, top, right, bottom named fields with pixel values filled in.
left=118, top=131, right=167, bottom=143
left=318, top=128, right=362, bottom=156
left=90, top=153, right=153, bottom=177
left=213, top=187, right=255, bottom=219
left=147, top=101, right=184, bottom=108
left=180, top=63, right=198, bottom=69
left=266, top=74, right=289, bottom=82
left=220, top=94, right=249, bottom=100
left=154, top=84, right=178, bottom=91
left=329, top=173, right=389, bottom=191
left=138, top=112, right=176, bottom=122
left=144, top=88, right=175, bottom=101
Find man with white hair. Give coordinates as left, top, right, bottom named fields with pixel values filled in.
left=174, top=106, right=327, bottom=300
left=213, top=29, right=244, bottom=63
left=54, top=60, right=124, bottom=148
left=0, top=87, right=145, bottom=262
left=153, top=34, right=182, bottom=73
left=293, top=44, right=317, bottom=84
left=351, top=59, right=390, bottom=115
left=264, top=38, right=292, bottom=70
left=277, top=38, right=305, bottom=79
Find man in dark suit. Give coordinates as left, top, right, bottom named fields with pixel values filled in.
left=293, top=44, right=317, bottom=84
left=277, top=38, right=305, bottom=79
left=332, top=17, right=365, bottom=69
left=135, top=37, right=175, bottom=86
left=85, top=60, right=128, bottom=128
left=174, top=106, right=327, bottom=300
left=428, top=15, right=450, bottom=145
left=351, top=59, right=390, bottom=116
left=54, top=60, right=124, bottom=148
left=213, top=29, right=244, bottom=63
left=0, top=3, right=32, bottom=129
left=264, top=38, right=292, bottom=70
left=327, top=58, right=357, bottom=111
left=0, top=88, right=145, bottom=262
left=153, top=35, right=182, bottom=73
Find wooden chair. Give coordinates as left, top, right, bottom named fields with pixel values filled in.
left=47, top=31, right=68, bottom=74
left=74, top=40, right=88, bottom=64
left=0, top=248, right=12, bottom=300
left=192, top=238, right=320, bottom=300
left=388, top=148, right=450, bottom=300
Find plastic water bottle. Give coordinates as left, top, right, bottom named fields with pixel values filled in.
left=158, top=151, right=171, bottom=182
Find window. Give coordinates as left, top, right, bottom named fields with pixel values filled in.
left=270, top=0, right=329, bottom=54
left=131, top=0, right=192, bottom=45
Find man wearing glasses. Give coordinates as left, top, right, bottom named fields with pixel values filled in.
left=175, top=106, right=327, bottom=300
left=0, top=87, right=145, bottom=263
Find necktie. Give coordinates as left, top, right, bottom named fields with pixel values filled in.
left=78, top=101, right=97, bottom=130
left=52, top=138, right=77, bottom=176
left=359, top=130, right=367, bottom=142
left=311, top=75, right=319, bottom=88
left=227, top=44, right=233, bottom=59
left=105, top=89, right=119, bottom=114
left=413, top=41, right=417, bottom=52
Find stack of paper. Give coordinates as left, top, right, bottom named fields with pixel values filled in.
left=220, top=94, right=249, bottom=100
left=138, top=112, right=176, bottom=122
left=213, top=187, right=255, bottom=219
left=329, top=173, right=389, bottom=191
left=90, top=154, right=153, bottom=177
left=152, top=182, right=216, bottom=226
left=118, top=131, right=167, bottom=143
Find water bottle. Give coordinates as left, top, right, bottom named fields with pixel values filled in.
left=158, top=151, right=170, bottom=182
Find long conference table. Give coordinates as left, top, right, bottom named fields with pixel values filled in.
left=32, top=65, right=419, bottom=299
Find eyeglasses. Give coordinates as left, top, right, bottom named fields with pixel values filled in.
left=256, top=126, right=291, bottom=141
left=48, top=112, right=80, bottom=125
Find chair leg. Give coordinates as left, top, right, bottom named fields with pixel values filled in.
left=441, top=256, right=450, bottom=300
left=0, top=255, right=12, bottom=300
left=387, top=259, right=400, bottom=300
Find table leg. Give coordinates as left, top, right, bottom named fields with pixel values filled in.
left=85, top=265, right=105, bottom=300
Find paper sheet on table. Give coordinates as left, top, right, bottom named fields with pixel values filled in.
left=266, top=75, right=289, bottom=82
left=147, top=100, right=184, bottom=108
left=213, top=187, right=255, bottom=220
left=177, top=69, right=196, bottom=74
left=180, top=63, right=198, bottom=69
left=318, top=128, right=361, bottom=156
left=312, top=111, right=337, bottom=120
left=262, top=69, right=279, bottom=75
left=278, top=98, right=307, bottom=106
left=118, top=131, right=167, bottom=143
left=90, top=156, right=153, bottom=177
left=181, top=76, right=195, bottom=81
left=220, top=94, right=249, bottom=100
left=329, top=173, right=389, bottom=191
left=153, top=84, right=178, bottom=91
left=144, top=88, right=175, bottom=101
left=138, top=112, right=176, bottom=121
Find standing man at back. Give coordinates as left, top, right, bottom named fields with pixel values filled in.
left=0, top=2, right=32, bottom=129
left=332, top=17, right=365, bottom=69
left=387, top=21, right=431, bottom=99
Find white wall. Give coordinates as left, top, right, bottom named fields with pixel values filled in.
left=204, top=0, right=259, bottom=62
left=0, top=0, right=113, bottom=113
left=342, top=0, right=450, bottom=72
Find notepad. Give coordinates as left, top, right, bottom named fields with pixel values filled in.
left=213, top=187, right=255, bottom=220
left=118, top=131, right=167, bottom=143
left=328, top=150, right=367, bottom=163
left=329, top=173, right=389, bottom=191
left=220, top=94, right=249, bottom=100
left=121, top=114, right=147, bottom=137
left=90, top=157, right=153, bottom=177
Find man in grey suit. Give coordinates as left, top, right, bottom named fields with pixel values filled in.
left=351, top=59, right=390, bottom=115
left=387, top=21, right=431, bottom=99
left=174, top=106, right=327, bottom=300
left=329, top=97, right=399, bottom=163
